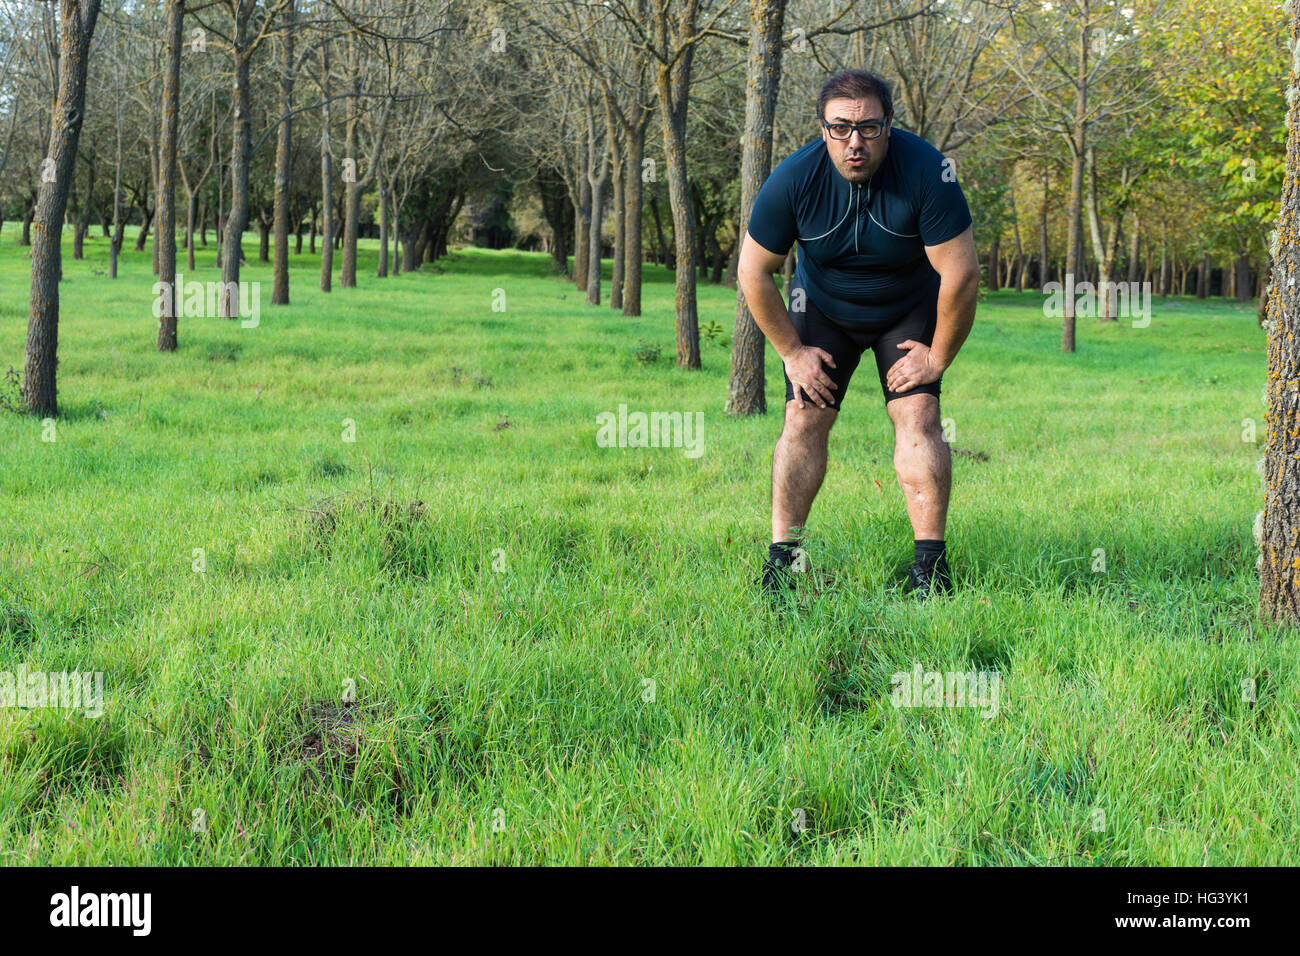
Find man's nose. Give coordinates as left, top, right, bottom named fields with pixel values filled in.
left=847, top=129, right=867, bottom=147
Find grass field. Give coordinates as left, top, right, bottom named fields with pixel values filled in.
left=0, top=230, right=1296, bottom=865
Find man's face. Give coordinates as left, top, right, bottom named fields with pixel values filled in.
left=820, top=96, right=891, bottom=184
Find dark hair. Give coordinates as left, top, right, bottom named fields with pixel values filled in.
left=817, top=69, right=894, bottom=122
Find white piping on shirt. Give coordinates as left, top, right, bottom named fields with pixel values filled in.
left=796, top=186, right=855, bottom=242
left=866, top=182, right=920, bottom=238
left=797, top=180, right=920, bottom=243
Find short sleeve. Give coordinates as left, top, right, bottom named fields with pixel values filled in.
left=746, top=165, right=797, bottom=256
left=918, top=153, right=973, bottom=247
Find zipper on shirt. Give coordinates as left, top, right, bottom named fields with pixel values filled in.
left=854, top=184, right=861, bottom=252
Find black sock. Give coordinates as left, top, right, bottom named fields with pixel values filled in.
left=914, top=539, right=945, bottom=571
left=769, top=540, right=799, bottom=566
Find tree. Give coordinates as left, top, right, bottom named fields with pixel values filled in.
left=157, top=0, right=184, bottom=351
left=725, top=0, right=787, bottom=415
left=1258, top=0, right=1300, bottom=624
left=201, top=0, right=287, bottom=318
left=23, top=0, right=103, bottom=417
left=271, top=0, right=294, bottom=303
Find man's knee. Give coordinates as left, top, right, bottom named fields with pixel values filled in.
left=887, top=394, right=941, bottom=441
left=779, top=403, right=837, bottom=449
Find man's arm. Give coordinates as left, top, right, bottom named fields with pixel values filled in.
left=925, top=226, right=980, bottom=369
left=736, top=231, right=838, bottom=409
left=885, top=225, right=980, bottom=394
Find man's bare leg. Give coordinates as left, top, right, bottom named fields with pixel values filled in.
left=772, top=401, right=838, bottom=543
left=886, top=392, right=951, bottom=541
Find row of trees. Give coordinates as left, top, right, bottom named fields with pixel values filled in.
left=1, top=1, right=1286, bottom=401
left=1, top=0, right=1297, bottom=619
left=1, top=0, right=493, bottom=412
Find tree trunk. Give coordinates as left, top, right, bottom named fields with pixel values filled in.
left=1159, top=236, right=1169, bottom=296
left=573, top=176, right=590, bottom=291
left=135, top=203, right=152, bottom=251
left=110, top=109, right=122, bottom=278
left=340, top=76, right=361, bottom=287
left=1259, top=1, right=1300, bottom=623
left=586, top=127, right=608, bottom=306
left=610, top=140, right=625, bottom=310
left=1009, top=184, right=1026, bottom=291
left=186, top=191, right=197, bottom=270
left=1038, top=168, right=1050, bottom=288
left=257, top=211, right=270, bottom=262
left=272, top=0, right=294, bottom=305
left=622, top=117, right=647, bottom=317
left=1127, top=213, right=1141, bottom=284
left=657, top=51, right=701, bottom=369
left=391, top=193, right=401, bottom=274
left=377, top=165, right=388, bottom=278
left=319, top=40, right=334, bottom=293
left=987, top=237, right=1000, bottom=291
left=220, top=4, right=253, bottom=319
left=21, top=195, right=35, bottom=246
left=727, top=0, right=787, bottom=412
left=24, top=0, right=102, bottom=417
left=1062, top=18, right=1088, bottom=353
left=73, top=167, right=93, bottom=260
left=156, top=0, right=183, bottom=351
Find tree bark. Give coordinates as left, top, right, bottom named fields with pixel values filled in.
left=1259, top=0, right=1300, bottom=623
left=609, top=125, right=625, bottom=310
left=1038, top=168, right=1050, bottom=287
left=220, top=1, right=254, bottom=318
left=727, top=0, right=787, bottom=412
left=157, top=0, right=183, bottom=351
left=319, top=40, right=334, bottom=293
left=586, top=117, right=609, bottom=306
left=272, top=0, right=294, bottom=304
left=377, top=164, right=388, bottom=278
left=1062, top=13, right=1088, bottom=352
left=621, top=116, right=647, bottom=316
left=573, top=175, right=590, bottom=291
left=656, top=28, right=701, bottom=369
left=24, top=0, right=102, bottom=417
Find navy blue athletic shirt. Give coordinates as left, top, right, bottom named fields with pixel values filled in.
left=747, top=128, right=971, bottom=325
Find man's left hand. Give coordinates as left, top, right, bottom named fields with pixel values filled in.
left=885, top=341, right=945, bottom=394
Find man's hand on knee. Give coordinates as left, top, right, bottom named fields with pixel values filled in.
left=784, top=345, right=838, bottom=409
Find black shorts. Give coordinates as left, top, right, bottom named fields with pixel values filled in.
left=783, top=287, right=941, bottom=410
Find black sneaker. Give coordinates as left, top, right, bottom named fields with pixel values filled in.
left=907, top=554, right=952, bottom=600
left=760, top=545, right=800, bottom=595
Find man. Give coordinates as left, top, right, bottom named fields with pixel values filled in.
left=736, top=69, right=980, bottom=600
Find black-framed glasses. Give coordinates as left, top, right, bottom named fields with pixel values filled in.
left=821, top=118, right=888, bottom=141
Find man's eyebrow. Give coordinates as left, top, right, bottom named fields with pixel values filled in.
left=829, top=115, right=886, bottom=124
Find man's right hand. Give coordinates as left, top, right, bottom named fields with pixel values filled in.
left=783, top=346, right=838, bottom=409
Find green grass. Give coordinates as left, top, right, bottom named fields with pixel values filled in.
left=0, top=229, right=1295, bottom=865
